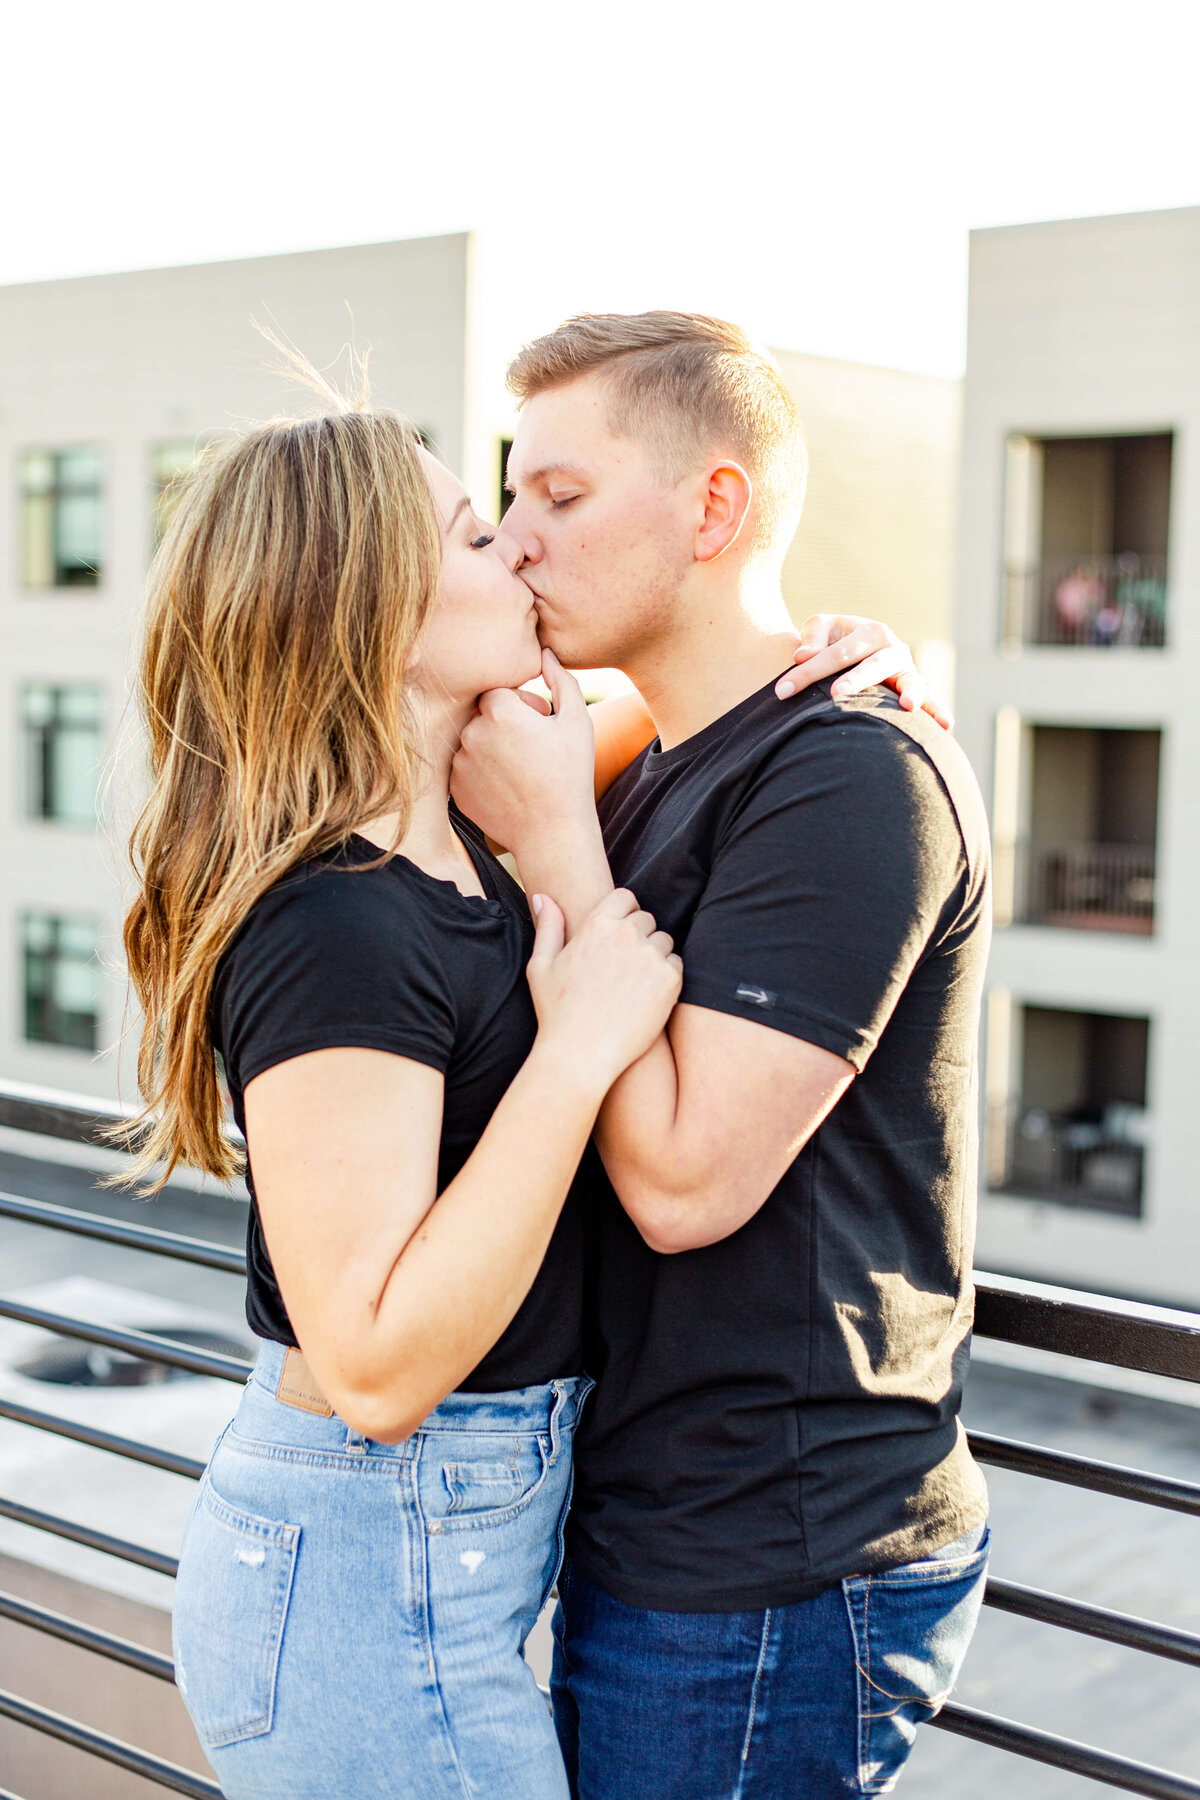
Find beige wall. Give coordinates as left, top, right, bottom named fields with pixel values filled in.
left=774, top=348, right=961, bottom=680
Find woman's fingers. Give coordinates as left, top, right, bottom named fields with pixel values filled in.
left=527, top=893, right=565, bottom=965
left=830, top=645, right=914, bottom=699
left=596, top=887, right=641, bottom=919
left=777, top=637, right=874, bottom=699
left=648, top=930, right=676, bottom=958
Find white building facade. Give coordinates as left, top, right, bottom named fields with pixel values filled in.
left=956, top=205, right=1200, bottom=1308
left=0, top=234, right=503, bottom=1102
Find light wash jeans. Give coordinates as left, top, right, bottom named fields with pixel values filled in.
left=173, top=1339, right=590, bottom=1799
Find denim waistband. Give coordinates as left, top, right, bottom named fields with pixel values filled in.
left=245, top=1337, right=590, bottom=1455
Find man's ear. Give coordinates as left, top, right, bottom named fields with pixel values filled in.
left=695, top=462, right=753, bottom=564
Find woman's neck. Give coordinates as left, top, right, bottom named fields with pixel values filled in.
left=355, top=690, right=485, bottom=897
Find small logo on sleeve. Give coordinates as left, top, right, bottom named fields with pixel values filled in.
left=735, top=983, right=776, bottom=1008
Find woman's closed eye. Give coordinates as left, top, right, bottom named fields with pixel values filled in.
left=470, top=533, right=495, bottom=549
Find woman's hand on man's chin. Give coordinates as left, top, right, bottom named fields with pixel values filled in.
left=451, top=649, right=599, bottom=861
left=775, top=614, right=953, bottom=731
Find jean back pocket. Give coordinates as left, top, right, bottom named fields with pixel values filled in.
left=842, top=1530, right=989, bottom=1794
left=172, top=1476, right=300, bottom=1749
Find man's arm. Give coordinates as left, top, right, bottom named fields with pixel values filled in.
left=593, top=1003, right=853, bottom=1252
left=454, top=664, right=959, bottom=1257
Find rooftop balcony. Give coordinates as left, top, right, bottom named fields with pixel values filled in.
left=0, top=1081, right=1198, bottom=1798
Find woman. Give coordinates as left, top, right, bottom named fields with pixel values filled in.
left=122, top=391, right=681, bottom=1800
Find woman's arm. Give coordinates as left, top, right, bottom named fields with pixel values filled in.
left=245, top=889, right=680, bottom=1442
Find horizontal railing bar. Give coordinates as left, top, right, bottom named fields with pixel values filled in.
left=974, top=1271, right=1200, bottom=1384
left=0, top=1079, right=133, bottom=1147
left=0, top=1587, right=175, bottom=1682
left=985, top=1576, right=1200, bottom=1668
left=0, top=1396, right=205, bottom=1480
left=0, top=1190, right=245, bottom=1274
left=0, top=1493, right=178, bottom=1577
left=0, top=1075, right=243, bottom=1153
left=0, top=1297, right=252, bottom=1383
left=933, top=1701, right=1200, bottom=1800
left=968, top=1431, right=1200, bottom=1517
left=0, top=1686, right=222, bottom=1798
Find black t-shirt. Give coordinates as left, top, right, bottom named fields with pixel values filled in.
left=211, top=815, right=586, bottom=1392
left=570, top=676, right=991, bottom=1611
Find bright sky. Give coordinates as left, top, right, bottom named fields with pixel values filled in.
left=4, top=0, right=1198, bottom=376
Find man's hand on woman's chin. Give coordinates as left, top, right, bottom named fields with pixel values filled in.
left=450, top=649, right=600, bottom=862
left=775, top=614, right=954, bottom=730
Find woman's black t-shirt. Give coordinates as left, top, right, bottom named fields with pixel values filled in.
left=210, top=814, right=586, bottom=1391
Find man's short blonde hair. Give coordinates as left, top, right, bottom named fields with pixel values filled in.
left=506, top=311, right=807, bottom=556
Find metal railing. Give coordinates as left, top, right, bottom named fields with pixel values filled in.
left=1004, top=552, right=1169, bottom=648
left=1, top=1080, right=1200, bottom=1799
left=1020, top=840, right=1157, bottom=935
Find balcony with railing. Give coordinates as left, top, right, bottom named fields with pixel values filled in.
left=1, top=1080, right=1199, bottom=1797
left=1020, top=840, right=1157, bottom=935
left=1002, top=432, right=1173, bottom=650
left=998, top=724, right=1162, bottom=938
left=1006, top=552, right=1168, bottom=649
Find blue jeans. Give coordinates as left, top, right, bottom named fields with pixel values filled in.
left=551, top=1524, right=989, bottom=1799
left=173, top=1339, right=591, bottom=1799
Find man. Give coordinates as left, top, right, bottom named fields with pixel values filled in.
left=452, top=313, right=991, bottom=1799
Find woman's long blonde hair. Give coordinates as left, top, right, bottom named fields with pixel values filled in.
left=119, top=396, right=439, bottom=1188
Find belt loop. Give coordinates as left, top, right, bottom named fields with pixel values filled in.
left=547, top=1380, right=568, bottom=1466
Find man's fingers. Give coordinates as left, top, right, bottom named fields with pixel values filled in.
left=516, top=688, right=553, bottom=716
left=542, top=648, right=586, bottom=716
left=478, top=685, right=529, bottom=719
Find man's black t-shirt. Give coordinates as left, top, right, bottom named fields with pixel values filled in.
left=570, top=676, right=991, bottom=1612
left=211, top=815, right=587, bottom=1392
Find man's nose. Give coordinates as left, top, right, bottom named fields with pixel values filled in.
left=498, top=499, right=542, bottom=568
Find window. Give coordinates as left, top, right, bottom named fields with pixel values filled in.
left=151, top=441, right=201, bottom=546
left=993, top=1002, right=1150, bottom=1217
left=22, top=914, right=101, bottom=1051
left=20, top=684, right=104, bottom=825
left=19, top=448, right=105, bottom=588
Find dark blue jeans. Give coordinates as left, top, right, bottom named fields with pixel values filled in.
left=550, top=1524, right=989, bottom=1799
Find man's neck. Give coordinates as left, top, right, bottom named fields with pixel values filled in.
left=624, top=583, right=801, bottom=751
